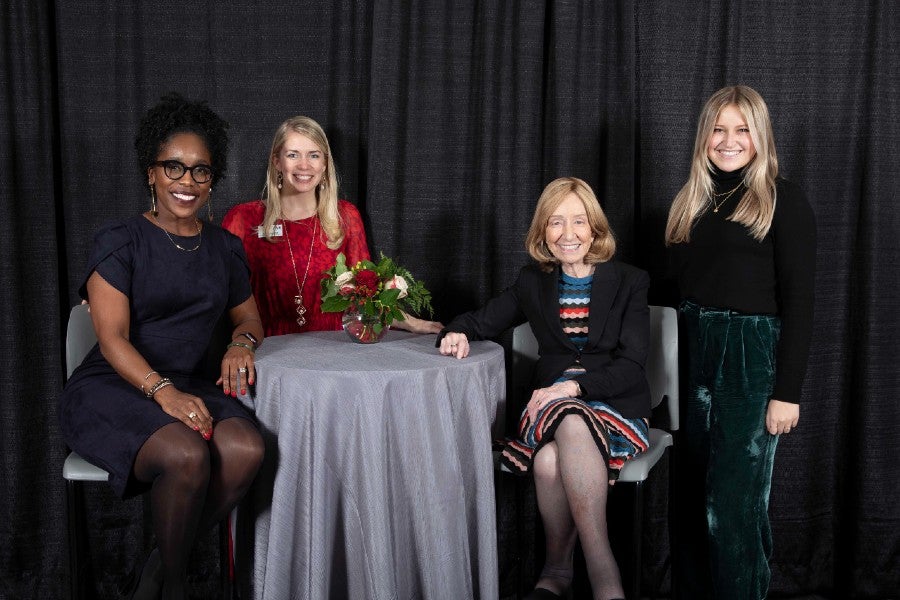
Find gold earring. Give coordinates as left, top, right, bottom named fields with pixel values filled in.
left=277, top=171, right=283, bottom=190
left=149, top=182, right=157, bottom=216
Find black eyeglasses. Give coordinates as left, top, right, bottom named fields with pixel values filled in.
left=151, top=160, right=213, bottom=184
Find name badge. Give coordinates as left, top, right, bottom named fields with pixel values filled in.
left=257, top=224, right=283, bottom=237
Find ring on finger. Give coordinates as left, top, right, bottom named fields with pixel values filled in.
left=238, top=367, right=247, bottom=374
left=188, top=411, right=197, bottom=420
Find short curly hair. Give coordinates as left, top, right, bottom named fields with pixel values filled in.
left=134, top=92, right=229, bottom=183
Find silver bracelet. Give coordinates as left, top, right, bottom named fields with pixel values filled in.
left=140, top=370, right=159, bottom=394
left=145, top=377, right=173, bottom=398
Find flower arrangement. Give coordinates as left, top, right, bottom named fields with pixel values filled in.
left=321, top=253, right=434, bottom=342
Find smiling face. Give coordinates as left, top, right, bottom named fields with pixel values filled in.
left=545, top=193, right=595, bottom=272
left=148, top=132, right=212, bottom=223
left=707, top=103, right=757, bottom=172
left=273, top=132, right=326, bottom=196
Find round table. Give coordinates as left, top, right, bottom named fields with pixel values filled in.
left=236, top=330, right=505, bottom=600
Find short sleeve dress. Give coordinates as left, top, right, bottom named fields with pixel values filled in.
left=58, top=215, right=258, bottom=498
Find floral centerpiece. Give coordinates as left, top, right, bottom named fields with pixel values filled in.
left=321, top=253, right=434, bottom=343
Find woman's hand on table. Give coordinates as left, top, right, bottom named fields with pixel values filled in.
left=217, top=345, right=255, bottom=397
left=527, top=381, right=579, bottom=421
left=439, top=332, right=470, bottom=359
left=393, top=313, right=444, bottom=334
left=154, top=386, right=214, bottom=440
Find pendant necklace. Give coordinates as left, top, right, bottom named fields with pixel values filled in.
left=153, top=214, right=202, bottom=251
left=711, top=181, right=743, bottom=213
left=284, top=216, right=318, bottom=327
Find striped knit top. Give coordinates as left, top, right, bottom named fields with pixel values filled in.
left=557, top=271, right=592, bottom=382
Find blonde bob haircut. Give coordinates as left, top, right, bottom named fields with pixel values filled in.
left=526, top=177, right=616, bottom=272
left=260, top=115, right=344, bottom=249
left=665, top=85, right=778, bottom=245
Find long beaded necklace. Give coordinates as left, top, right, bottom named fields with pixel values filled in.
left=711, top=181, right=743, bottom=213
left=284, top=217, right=318, bottom=327
left=153, top=214, right=202, bottom=251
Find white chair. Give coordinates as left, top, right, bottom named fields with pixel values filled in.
left=62, top=304, right=233, bottom=599
left=62, top=304, right=110, bottom=600
left=507, top=305, right=679, bottom=600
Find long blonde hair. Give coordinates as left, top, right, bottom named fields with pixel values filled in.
left=525, top=177, right=616, bottom=271
left=665, top=85, right=778, bottom=244
left=260, top=116, right=343, bottom=249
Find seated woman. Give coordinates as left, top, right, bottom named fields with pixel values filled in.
left=223, top=115, right=441, bottom=335
left=58, top=93, right=265, bottom=600
left=438, top=177, right=650, bottom=600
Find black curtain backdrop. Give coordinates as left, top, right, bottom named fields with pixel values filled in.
left=2, top=1, right=897, bottom=598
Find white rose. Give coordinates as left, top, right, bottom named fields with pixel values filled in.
left=334, top=271, right=355, bottom=287
left=385, top=275, right=409, bottom=299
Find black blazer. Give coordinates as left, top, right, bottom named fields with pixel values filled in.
left=441, top=261, right=651, bottom=419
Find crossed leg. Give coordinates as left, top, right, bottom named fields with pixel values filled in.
left=532, top=415, right=623, bottom=600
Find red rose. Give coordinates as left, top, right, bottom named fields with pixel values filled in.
left=355, top=269, right=381, bottom=297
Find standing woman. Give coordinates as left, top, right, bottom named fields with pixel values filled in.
left=59, top=93, right=265, bottom=600
left=665, top=85, right=816, bottom=599
left=223, top=116, right=440, bottom=336
left=439, top=177, right=650, bottom=600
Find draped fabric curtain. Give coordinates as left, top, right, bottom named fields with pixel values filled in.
left=1, top=1, right=897, bottom=597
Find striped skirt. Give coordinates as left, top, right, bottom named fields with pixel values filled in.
left=500, top=396, right=649, bottom=481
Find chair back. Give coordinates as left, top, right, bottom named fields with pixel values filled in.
left=66, top=304, right=97, bottom=378
left=509, top=305, right=679, bottom=430
left=646, top=305, right=679, bottom=430
left=508, top=322, right=539, bottom=423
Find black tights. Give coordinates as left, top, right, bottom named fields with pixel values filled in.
left=133, top=417, right=264, bottom=600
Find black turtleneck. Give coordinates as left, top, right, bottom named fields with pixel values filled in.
left=669, top=168, right=816, bottom=404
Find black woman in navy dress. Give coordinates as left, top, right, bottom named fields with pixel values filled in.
left=59, top=94, right=265, bottom=600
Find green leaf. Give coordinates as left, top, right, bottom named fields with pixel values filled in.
left=378, top=288, right=401, bottom=305
left=320, top=296, right=350, bottom=313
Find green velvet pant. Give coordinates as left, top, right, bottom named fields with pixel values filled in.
left=673, top=300, right=781, bottom=600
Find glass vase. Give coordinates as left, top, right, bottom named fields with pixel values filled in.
left=341, top=308, right=389, bottom=344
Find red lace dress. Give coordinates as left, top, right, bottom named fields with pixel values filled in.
left=222, top=200, right=370, bottom=336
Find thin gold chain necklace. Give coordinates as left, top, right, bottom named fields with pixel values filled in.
left=153, top=214, right=202, bottom=251
left=711, top=182, right=743, bottom=213
left=284, top=217, right=318, bottom=327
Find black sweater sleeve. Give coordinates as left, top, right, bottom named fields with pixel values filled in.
left=437, top=271, right=528, bottom=343
left=771, top=179, right=816, bottom=403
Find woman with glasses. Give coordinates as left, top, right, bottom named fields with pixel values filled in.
left=666, top=85, right=816, bottom=600
left=58, top=93, right=265, bottom=600
left=223, top=115, right=441, bottom=336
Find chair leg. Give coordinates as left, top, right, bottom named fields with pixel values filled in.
left=629, top=480, right=644, bottom=600
left=220, top=513, right=233, bottom=600
left=66, top=479, right=89, bottom=600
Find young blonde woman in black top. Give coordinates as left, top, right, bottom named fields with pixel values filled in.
left=666, top=85, right=815, bottom=600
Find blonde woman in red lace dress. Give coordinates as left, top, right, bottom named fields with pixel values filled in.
left=224, top=116, right=440, bottom=336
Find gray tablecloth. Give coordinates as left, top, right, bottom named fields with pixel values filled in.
left=236, top=330, right=505, bottom=600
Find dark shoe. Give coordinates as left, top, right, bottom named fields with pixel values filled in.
left=523, top=588, right=563, bottom=600
left=121, top=547, right=162, bottom=600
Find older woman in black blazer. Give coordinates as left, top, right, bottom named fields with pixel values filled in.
left=438, top=177, right=650, bottom=600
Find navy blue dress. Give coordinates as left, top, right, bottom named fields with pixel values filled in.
left=59, top=215, right=257, bottom=498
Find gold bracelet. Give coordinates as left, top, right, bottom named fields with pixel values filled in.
left=226, top=341, right=255, bottom=353
left=234, top=332, right=259, bottom=350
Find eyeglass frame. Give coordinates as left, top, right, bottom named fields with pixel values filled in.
left=150, top=160, right=214, bottom=184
